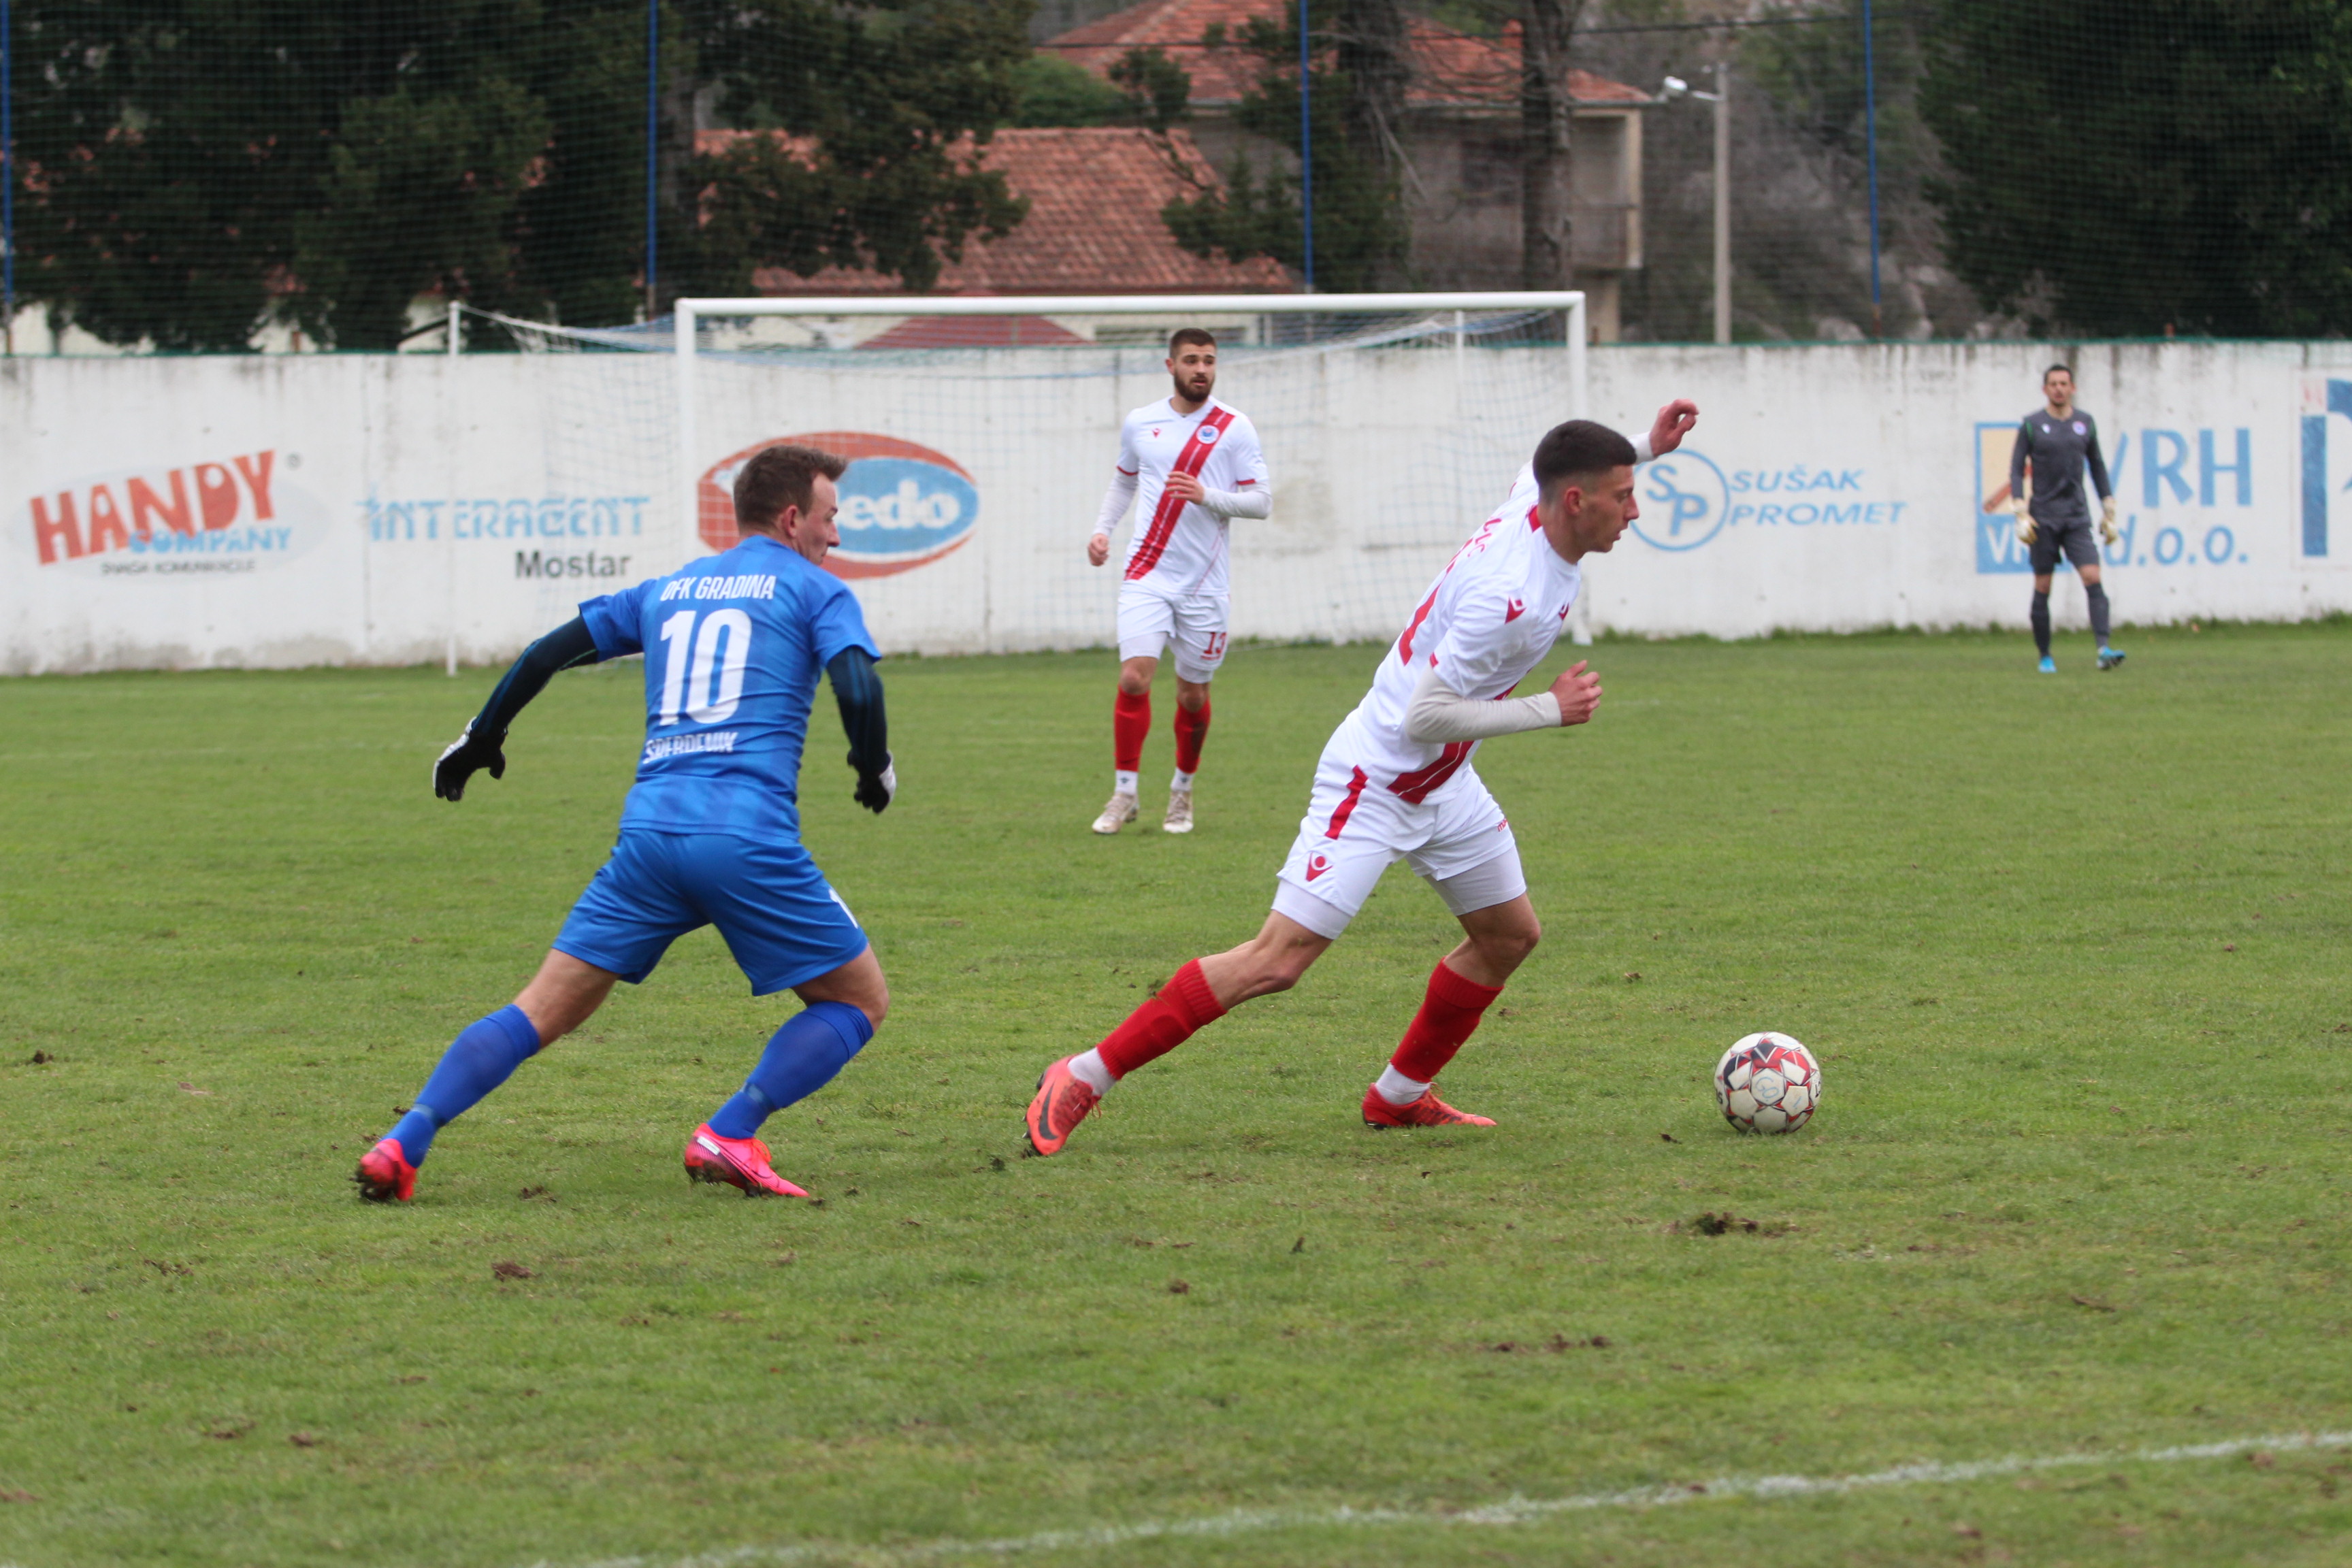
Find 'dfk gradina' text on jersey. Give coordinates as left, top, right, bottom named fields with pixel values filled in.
left=1112, top=397, right=1269, bottom=598
left=578, top=534, right=879, bottom=842
left=1326, top=497, right=1584, bottom=804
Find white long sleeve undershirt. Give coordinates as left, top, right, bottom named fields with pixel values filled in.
left=1091, top=473, right=1271, bottom=536
left=1193, top=483, right=1270, bottom=519
left=1093, top=470, right=1139, bottom=538
left=1089, top=423, right=1650, bottom=542
left=1402, top=662, right=1563, bottom=744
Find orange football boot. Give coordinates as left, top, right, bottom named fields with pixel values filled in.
left=1024, top=1057, right=1102, bottom=1156
left=354, top=1137, right=419, bottom=1202
left=684, top=1124, right=811, bottom=1198
left=1361, top=1082, right=1497, bottom=1129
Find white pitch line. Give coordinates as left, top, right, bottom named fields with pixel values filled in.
left=551, top=1428, right=2352, bottom=1568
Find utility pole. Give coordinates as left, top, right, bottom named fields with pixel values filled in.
left=1712, top=61, right=1730, bottom=344
left=1298, top=0, right=1315, bottom=290
left=1665, top=69, right=1730, bottom=344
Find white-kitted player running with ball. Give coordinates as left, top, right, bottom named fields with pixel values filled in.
left=1085, top=327, right=1271, bottom=836
left=1029, top=399, right=1701, bottom=1154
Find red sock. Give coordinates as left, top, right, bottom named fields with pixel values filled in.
left=1096, top=960, right=1226, bottom=1078
left=1388, top=961, right=1503, bottom=1082
left=1172, top=695, right=1212, bottom=774
left=1113, top=688, right=1152, bottom=774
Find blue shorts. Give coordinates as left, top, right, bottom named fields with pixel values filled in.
left=553, top=832, right=869, bottom=996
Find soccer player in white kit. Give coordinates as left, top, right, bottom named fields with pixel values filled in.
left=1085, top=328, right=1271, bottom=836
left=1028, top=402, right=1699, bottom=1153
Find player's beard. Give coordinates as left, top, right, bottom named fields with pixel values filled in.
left=1173, top=372, right=1213, bottom=404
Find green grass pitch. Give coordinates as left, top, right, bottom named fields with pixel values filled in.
left=2, top=621, right=2349, bottom=1567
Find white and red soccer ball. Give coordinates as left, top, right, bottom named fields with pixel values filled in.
left=1714, top=1032, right=1820, bottom=1134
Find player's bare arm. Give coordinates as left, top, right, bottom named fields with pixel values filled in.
left=1646, top=397, right=1700, bottom=457
left=1548, top=661, right=1603, bottom=724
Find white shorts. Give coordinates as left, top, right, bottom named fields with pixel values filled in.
left=1270, top=753, right=1526, bottom=940
left=1117, top=584, right=1230, bottom=683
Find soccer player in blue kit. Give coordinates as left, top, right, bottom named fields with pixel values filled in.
left=355, top=445, right=896, bottom=1203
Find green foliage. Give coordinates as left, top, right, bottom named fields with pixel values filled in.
left=676, top=0, right=1033, bottom=296
left=1921, top=0, right=2352, bottom=336
left=1010, top=48, right=1190, bottom=131
left=1108, top=46, right=1193, bottom=132
left=6, top=0, right=1037, bottom=348
left=1009, top=54, right=1132, bottom=126
left=1162, top=3, right=1408, bottom=291
left=291, top=82, right=552, bottom=351
left=2, top=626, right=2351, bottom=1563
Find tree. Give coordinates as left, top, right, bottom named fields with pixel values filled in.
left=676, top=0, right=1032, bottom=297
left=1922, top=0, right=2352, bottom=336
left=7, top=0, right=1039, bottom=348
left=1518, top=0, right=1585, bottom=290
left=1161, top=1, right=1409, bottom=291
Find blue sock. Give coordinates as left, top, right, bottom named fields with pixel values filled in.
left=707, top=1002, right=875, bottom=1139
left=383, top=1005, right=542, bottom=1166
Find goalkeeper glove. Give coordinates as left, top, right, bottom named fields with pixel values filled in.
left=853, top=752, right=896, bottom=815
left=2099, top=495, right=2119, bottom=546
left=434, top=719, right=506, bottom=802
left=2012, top=499, right=2037, bottom=546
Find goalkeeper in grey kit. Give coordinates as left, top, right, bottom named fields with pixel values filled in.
left=2008, top=364, right=2124, bottom=672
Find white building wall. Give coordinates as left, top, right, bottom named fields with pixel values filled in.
left=5, top=340, right=2349, bottom=674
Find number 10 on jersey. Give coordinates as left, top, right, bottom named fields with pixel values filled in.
left=656, top=609, right=752, bottom=725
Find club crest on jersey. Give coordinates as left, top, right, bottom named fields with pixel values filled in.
left=698, top=432, right=978, bottom=580
left=1195, top=425, right=1220, bottom=444
left=1504, top=598, right=1526, bottom=622
left=1305, top=853, right=1332, bottom=881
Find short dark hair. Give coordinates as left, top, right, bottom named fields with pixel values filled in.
left=1169, top=327, right=1217, bottom=355
left=1531, top=420, right=1638, bottom=502
left=2044, top=363, right=2074, bottom=380
left=734, top=444, right=847, bottom=533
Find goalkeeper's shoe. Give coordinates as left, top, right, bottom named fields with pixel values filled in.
left=354, top=1138, right=419, bottom=1203
left=1024, top=1057, right=1102, bottom=1157
left=2097, top=646, right=2127, bottom=671
left=1361, top=1083, right=1497, bottom=1129
left=2038, top=656, right=2057, bottom=674
left=1091, top=791, right=1139, bottom=836
left=683, top=1124, right=810, bottom=1198
left=1162, top=789, right=1195, bottom=834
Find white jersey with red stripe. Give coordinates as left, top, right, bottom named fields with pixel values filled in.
left=1111, top=396, right=1269, bottom=597
left=1320, top=494, right=1582, bottom=809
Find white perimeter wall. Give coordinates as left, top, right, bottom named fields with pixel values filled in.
left=6, top=340, right=2351, bottom=674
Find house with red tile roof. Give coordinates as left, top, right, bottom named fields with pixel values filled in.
left=696, top=126, right=1291, bottom=344
left=1041, top=0, right=1654, bottom=336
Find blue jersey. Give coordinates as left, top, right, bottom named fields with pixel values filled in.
left=578, top=534, right=878, bottom=842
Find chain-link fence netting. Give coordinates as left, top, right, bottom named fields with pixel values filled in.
left=4, top=1, right=2347, bottom=353
left=484, top=303, right=1584, bottom=652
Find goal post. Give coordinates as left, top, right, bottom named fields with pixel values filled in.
left=673, top=291, right=1588, bottom=561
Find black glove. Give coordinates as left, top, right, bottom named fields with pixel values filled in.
left=434, top=720, right=507, bottom=802
left=852, top=752, right=896, bottom=815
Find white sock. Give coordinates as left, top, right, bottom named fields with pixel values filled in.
left=1113, top=770, right=1139, bottom=796
left=1068, top=1048, right=1116, bottom=1094
left=1171, top=769, right=1196, bottom=793
left=1373, top=1065, right=1430, bottom=1106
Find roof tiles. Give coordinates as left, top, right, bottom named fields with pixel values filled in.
left=698, top=127, right=1292, bottom=298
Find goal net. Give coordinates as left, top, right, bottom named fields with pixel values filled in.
left=478, top=293, right=1589, bottom=656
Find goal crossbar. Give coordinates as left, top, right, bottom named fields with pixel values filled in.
left=672, top=290, right=1589, bottom=544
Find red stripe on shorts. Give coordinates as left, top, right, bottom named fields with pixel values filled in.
left=1324, top=767, right=1370, bottom=839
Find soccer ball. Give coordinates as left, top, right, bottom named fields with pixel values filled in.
left=1714, top=1032, right=1820, bottom=1134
